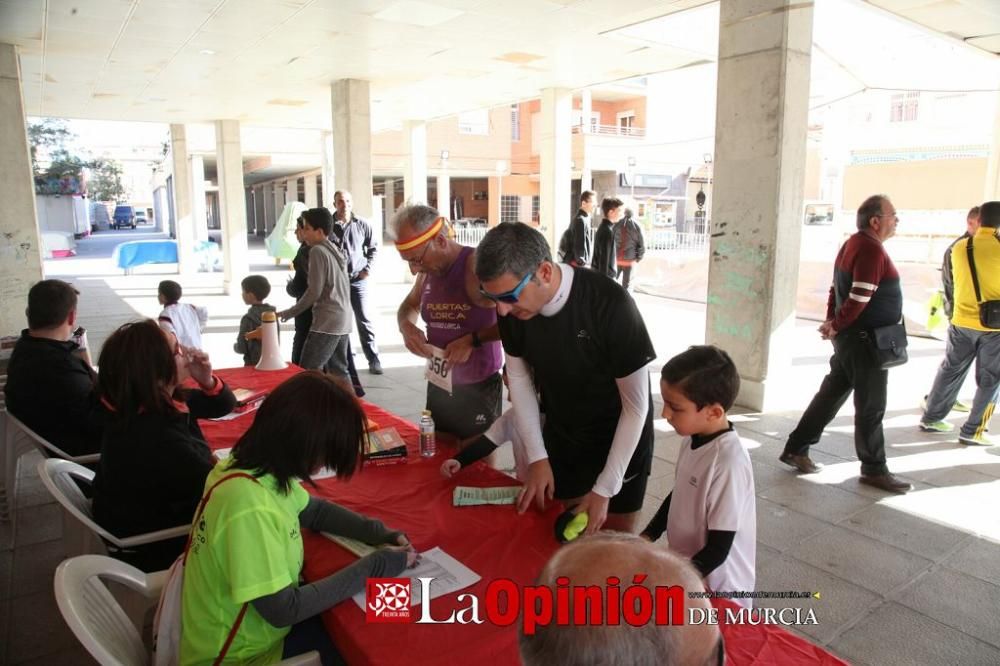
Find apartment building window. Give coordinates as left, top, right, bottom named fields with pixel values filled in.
left=531, top=195, right=539, bottom=222
left=889, top=92, right=919, bottom=122
left=617, top=111, right=636, bottom=135
left=459, top=109, right=490, bottom=135
left=501, top=195, right=519, bottom=222
left=511, top=104, right=521, bottom=142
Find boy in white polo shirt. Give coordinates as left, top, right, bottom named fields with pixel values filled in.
left=641, top=345, right=756, bottom=608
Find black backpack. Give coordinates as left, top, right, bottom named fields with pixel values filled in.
left=557, top=227, right=573, bottom=262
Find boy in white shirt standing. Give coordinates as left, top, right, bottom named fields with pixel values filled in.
left=641, top=345, right=757, bottom=608
left=157, top=279, right=208, bottom=350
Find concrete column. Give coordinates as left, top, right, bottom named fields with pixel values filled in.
left=286, top=178, right=297, bottom=205
left=321, top=131, right=334, bottom=206
left=539, top=87, right=573, bottom=250
left=984, top=91, right=1000, bottom=200
left=304, top=174, right=318, bottom=208
left=189, top=154, right=208, bottom=242
left=244, top=189, right=255, bottom=235
left=261, top=183, right=274, bottom=233
left=215, top=119, right=249, bottom=294
left=403, top=120, right=428, bottom=205
left=581, top=167, right=593, bottom=194
left=273, top=182, right=284, bottom=226
left=385, top=178, right=396, bottom=216
left=705, top=0, right=814, bottom=410
left=331, top=79, right=373, bottom=219
left=0, top=43, right=43, bottom=334
left=170, top=124, right=196, bottom=273
left=436, top=174, right=451, bottom=219
left=581, top=88, right=592, bottom=132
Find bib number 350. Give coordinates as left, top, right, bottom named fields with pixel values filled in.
left=425, top=346, right=452, bottom=394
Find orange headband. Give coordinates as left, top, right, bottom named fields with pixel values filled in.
left=395, top=217, right=445, bottom=252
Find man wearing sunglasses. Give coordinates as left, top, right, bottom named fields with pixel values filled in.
left=475, top=223, right=655, bottom=536
left=392, top=204, right=504, bottom=443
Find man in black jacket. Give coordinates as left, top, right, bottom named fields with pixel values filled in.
left=331, top=190, right=383, bottom=374
left=564, top=190, right=596, bottom=268
left=591, top=197, right=622, bottom=279
left=615, top=207, right=646, bottom=290
left=4, top=280, right=102, bottom=457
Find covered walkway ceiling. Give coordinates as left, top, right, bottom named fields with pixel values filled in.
left=0, top=0, right=996, bottom=133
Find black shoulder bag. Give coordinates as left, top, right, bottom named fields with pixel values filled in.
left=966, top=235, right=1000, bottom=329
left=867, top=321, right=908, bottom=369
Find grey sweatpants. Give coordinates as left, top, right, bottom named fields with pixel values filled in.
left=922, top=324, right=1000, bottom=438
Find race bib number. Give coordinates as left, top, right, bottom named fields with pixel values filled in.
left=425, top=346, right=452, bottom=394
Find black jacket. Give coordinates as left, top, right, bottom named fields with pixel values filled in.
left=331, top=213, right=377, bottom=280
left=4, top=331, right=103, bottom=457
left=287, top=242, right=314, bottom=333
left=614, top=217, right=645, bottom=263
left=568, top=209, right=593, bottom=267
left=591, top=219, right=617, bottom=278
left=92, top=383, right=236, bottom=571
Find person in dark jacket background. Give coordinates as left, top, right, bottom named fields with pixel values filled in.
left=92, top=319, right=237, bottom=572
left=615, top=207, right=646, bottom=290
left=591, top=197, right=622, bottom=279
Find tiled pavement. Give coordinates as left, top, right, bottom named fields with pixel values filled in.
left=3, top=229, right=1000, bottom=664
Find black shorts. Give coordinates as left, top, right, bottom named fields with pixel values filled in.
left=550, top=436, right=652, bottom=515
left=426, top=372, right=503, bottom=440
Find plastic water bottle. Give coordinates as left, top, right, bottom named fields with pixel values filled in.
left=419, top=410, right=436, bottom=458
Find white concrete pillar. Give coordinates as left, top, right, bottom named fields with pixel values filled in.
left=436, top=174, right=451, bottom=218
left=403, top=120, right=428, bottom=205
left=304, top=174, right=318, bottom=208
left=244, top=189, right=255, bottom=235
left=273, top=181, right=284, bottom=226
left=215, top=119, right=249, bottom=294
left=0, top=43, right=43, bottom=334
left=581, top=167, right=593, bottom=194
left=189, top=154, right=208, bottom=242
left=581, top=88, right=592, bottom=133
left=170, top=124, right=197, bottom=273
left=331, top=79, right=373, bottom=219
left=984, top=90, right=1000, bottom=200
left=705, top=0, right=814, bottom=410
left=286, top=178, right=297, bottom=206
left=321, top=131, right=334, bottom=206
left=385, top=178, right=396, bottom=216
left=539, top=87, right=573, bottom=250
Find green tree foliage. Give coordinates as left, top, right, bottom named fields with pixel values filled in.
left=88, top=157, right=128, bottom=202
left=26, top=118, right=72, bottom=175
left=27, top=117, right=128, bottom=200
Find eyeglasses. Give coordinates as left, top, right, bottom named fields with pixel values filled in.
left=404, top=240, right=434, bottom=267
left=479, top=271, right=534, bottom=304
left=877, top=213, right=899, bottom=222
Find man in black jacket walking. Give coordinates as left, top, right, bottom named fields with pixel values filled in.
left=591, top=197, right=622, bottom=279
left=563, top=190, right=596, bottom=268
left=614, top=207, right=645, bottom=290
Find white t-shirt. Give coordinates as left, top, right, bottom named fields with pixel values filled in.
left=482, top=409, right=539, bottom=482
left=158, top=302, right=208, bottom=350
left=667, top=428, right=756, bottom=608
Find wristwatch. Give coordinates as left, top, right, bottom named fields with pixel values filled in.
left=471, top=331, right=482, bottom=348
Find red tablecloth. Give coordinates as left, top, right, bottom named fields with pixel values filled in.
left=201, top=367, right=846, bottom=666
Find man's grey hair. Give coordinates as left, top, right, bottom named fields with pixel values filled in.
left=388, top=203, right=442, bottom=241
left=474, top=222, right=552, bottom=282
left=519, top=532, right=691, bottom=666
left=856, top=194, right=890, bottom=231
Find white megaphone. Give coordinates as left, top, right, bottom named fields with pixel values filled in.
left=255, top=310, right=287, bottom=371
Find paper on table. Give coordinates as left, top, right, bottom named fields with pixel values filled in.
left=323, top=533, right=377, bottom=558
left=453, top=486, right=521, bottom=506
left=351, top=546, right=480, bottom=610
left=209, top=405, right=259, bottom=421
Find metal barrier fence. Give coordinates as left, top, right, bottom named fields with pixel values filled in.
left=452, top=226, right=488, bottom=247
left=646, top=230, right=711, bottom=253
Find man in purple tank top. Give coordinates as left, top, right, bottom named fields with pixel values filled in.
left=391, top=204, right=504, bottom=442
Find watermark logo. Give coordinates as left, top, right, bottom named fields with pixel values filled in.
left=366, top=578, right=412, bottom=623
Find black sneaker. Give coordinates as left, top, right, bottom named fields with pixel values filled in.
left=369, top=359, right=383, bottom=375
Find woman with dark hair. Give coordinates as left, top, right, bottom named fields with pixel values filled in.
left=180, top=370, right=416, bottom=665
left=92, top=319, right=237, bottom=572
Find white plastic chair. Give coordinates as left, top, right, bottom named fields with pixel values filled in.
left=1, top=410, right=100, bottom=526
left=37, top=458, right=190, bottom=559
left=55, top=555, right=321, bottom=666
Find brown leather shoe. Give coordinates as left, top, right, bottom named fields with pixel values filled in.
left=859, top=473, right=913, bottom=494
left=779, top=452, right=823, bottom=474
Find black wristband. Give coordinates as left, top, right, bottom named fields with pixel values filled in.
left=471, top=331, right=482, bottom=348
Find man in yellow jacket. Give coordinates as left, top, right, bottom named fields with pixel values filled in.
left=919, top=200, right=1000, bottom=446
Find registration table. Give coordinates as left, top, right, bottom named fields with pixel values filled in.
left=202, top=367, right=846, bottom=666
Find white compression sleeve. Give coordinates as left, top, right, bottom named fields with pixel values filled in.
left=505, top=354, right=547, bottom=464
left=593, top=366, right=650, bottom=498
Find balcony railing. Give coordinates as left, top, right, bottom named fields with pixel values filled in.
left=572, top=124, right=646, bottom=138
left=453, top=225, right=488, bottom=247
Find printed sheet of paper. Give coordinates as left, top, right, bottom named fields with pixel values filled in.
left=453, top=486, right=521, bottom=507
left=209, top=405, right=259, bottom=421
left=323, top=533, right=378, bottom=558
left=351, top=546, right=480, bottom=609
left=424, top=346, right=453, bottom=394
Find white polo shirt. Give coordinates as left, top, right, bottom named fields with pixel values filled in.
left=667, top=428, right=756, bottom=608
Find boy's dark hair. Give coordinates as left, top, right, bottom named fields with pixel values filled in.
left=27, top=279, right=78, bottom=330
left=301, top=207, right=333, bottom=236
left=230, top=371, right=368, bottom=493
left=980, top=201, right=1000, bottom=229
left=98, top=319, right=178, bottom=418
left=241, top=275, right=271, bottom=302
left=661, top=345, right=740, bottom=411
left=601, top=197, right=624, bottom=218
left=581, top=190, right=596, bottom=205
left=158, top=280, right=183, bottom=305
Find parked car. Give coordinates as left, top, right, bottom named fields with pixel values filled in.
left=134, top=210, right=148, bottom=225
left=112, top=204, right=136, bottom=229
